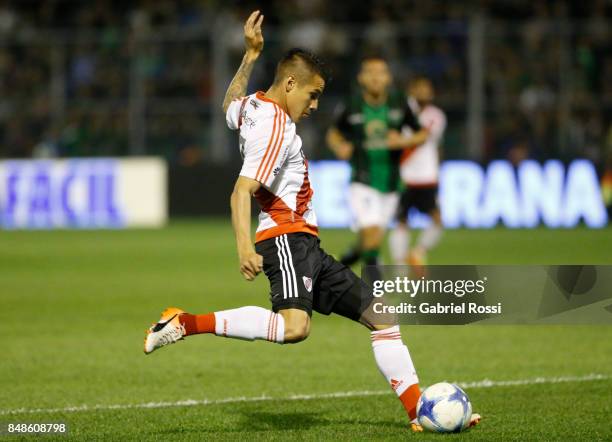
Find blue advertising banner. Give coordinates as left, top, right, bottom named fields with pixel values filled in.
left=308, top=160, right=607, bottom=229
left=0, top=158, right=167, bottom=229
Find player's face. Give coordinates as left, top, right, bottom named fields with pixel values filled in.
left=358, top=59, right=391, bottom=96
left=410, top=80, right=434, bottom=106
left=287, top=74, right=325, bottom=123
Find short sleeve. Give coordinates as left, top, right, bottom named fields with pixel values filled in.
left=401, top=105, right=422, bottom=131
left=239, top=110, right=288, bottom=188
left=226, top=97, right=247, bottom=130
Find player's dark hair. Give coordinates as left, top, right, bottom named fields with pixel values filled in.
left=273, top=48, right=331, bottom=85
left=408, top=75, right=434, bottom=90
left=410, top=74, right=432, bottom=85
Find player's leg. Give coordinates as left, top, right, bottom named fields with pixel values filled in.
left=181, top=306, right=308, bottom=343
left=417, top=207, right=442, bottom=252
left=278, top=308, right=310, bottom=343
left=364, top=189, right=399, bottom=277
left=360, top=187, right=392, bottom=268
left=339, top=183, right=366, bottom=266
left=411, top=187, right=442, bottom=266
left=318, top=241, right=481, bottom=432
left=374, top=193, right=422, bottom=427
left=360, top=185, right=390, bottom=281
left=338, top=283, right=421, bottom=428
left=344, top=183, right=384, bottom=270
left=187, top=232, right=315, bottom=345
left=389, top=189, right=412, bottom=265
left=357, top=299, right=421, bottom=428
left=144, top=234, right=315, bottom=354
left=312, top=246, right=422, bottom=430
left=257, top=233, right=316, bottom=342
left=360, top=225, right=383, bottom=268
left=389, top=222, right=410, bottom=265
left=144, top=305, right=287, bottom=354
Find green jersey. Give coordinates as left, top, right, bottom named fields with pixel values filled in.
left=333, top=90, right=421, bottom=193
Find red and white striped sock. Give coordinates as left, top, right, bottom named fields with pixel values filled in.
left=371, top=325, right=421, bottom=422
left=181, top=306, right=284, bottom=343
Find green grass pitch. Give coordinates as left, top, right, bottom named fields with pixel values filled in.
left=1, top=220, right=611, bottom=441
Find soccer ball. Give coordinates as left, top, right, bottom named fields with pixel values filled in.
left=416, top=382, right=472, bottom=433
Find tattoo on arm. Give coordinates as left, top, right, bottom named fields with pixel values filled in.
left=222, top=53, right=258, bottom=113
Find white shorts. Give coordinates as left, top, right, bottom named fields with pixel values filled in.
left=348, top=182, right=399, bottom=230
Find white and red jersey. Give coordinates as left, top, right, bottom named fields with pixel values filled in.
left=226, top=91, right=318, bottom=243
left=399, top=98, right=447, bottom=187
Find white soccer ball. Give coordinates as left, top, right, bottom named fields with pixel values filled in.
left=416, top=382, right=472, bottom=433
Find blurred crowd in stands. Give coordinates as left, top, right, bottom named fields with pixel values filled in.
left=0, top=0, right=610, bottom=176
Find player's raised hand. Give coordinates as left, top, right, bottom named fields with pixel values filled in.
left=244, top=10, right=264, bottom=55
left=335, top=141, right=354, bottom=160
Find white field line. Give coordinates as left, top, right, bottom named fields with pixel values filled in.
left=0, top=373, right=608, bottom=416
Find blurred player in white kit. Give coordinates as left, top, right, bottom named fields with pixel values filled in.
left=389, top=76, right=447, bottom=269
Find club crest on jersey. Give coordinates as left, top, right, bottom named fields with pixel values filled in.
left=273, top=166, right=281, bottom=176
left=302, top=276, right=312, bottom=292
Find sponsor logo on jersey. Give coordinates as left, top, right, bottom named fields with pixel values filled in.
left=250, top=99, right=259, bottom=109
left=240, top=110, right=256, bottom=128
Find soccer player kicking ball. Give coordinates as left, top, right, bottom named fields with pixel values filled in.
left=143, top=11, right=479, bottom=433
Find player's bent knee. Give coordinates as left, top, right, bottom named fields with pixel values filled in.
left=278, top=308, right=310, bottom=343
left=283, top=319, right=310, bottom=343
left=284, top=323, right=310, bottom=343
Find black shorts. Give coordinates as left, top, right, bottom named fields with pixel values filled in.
left=396, top=185, right=439, bottom=220
left=255, top=233, right=373, bottom=321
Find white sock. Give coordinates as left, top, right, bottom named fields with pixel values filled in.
left=389, top=226, right=410, bottom=264
left=214, top=306, right=285, bottom=343
left=371, top=326, right=419, bottom=395
left=371, top=326, right=420, bottom=421
left=418, top=223, right=442, bottom=251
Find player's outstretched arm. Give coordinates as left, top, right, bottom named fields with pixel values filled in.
left=326, top=127, right=354, bottom=160
left=386, top=128, right=429, bottom=150
left=230, top=176, right=263, bottom=281
left=222, top=10, right=264, bottom=113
